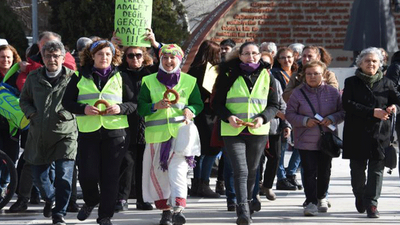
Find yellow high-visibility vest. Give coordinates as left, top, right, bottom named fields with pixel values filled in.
left=142, top=72, right=196, bottom=143
left=221, top=69, right=270, bottom=136
left=75, top=72, right=128, bottom=133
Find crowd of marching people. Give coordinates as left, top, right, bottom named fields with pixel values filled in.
left=0, top=28, right=400, bottom=225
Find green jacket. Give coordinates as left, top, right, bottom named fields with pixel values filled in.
left=19, top=66, right=78, bottom=165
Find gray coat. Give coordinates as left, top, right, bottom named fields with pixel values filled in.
left=344, top=0, right=399, bottom=52
left=20, top=66, right=78, bottom=165
left=269, top=78, right=291, bottom=135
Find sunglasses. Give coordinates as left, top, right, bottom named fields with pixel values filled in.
left=127, top=53, right=143, bottom=59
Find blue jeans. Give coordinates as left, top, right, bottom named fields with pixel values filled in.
left=223, top=147, right=236, bottom=204
left=277, top=140, right=301, bottom=180
left=32, top=159, right=74, bottom=217
left=193, top=154, right=218, bottom=181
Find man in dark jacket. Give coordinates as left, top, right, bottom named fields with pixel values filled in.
left=19, top=40, right=78, bottom=225
left=385, top=50, right=400, bottom=176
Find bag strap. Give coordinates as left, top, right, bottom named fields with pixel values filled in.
left=389, top=112, right=396, bottom=143
left=299, top=89, right=324, bottom=134
left=378, top=111, right=396, bottom=145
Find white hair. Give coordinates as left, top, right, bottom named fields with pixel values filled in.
left=355, top=47, right=384, bottom=68
left=260, top=42, right=277, bottom=54
left=288, top=43, right=305, bottom=54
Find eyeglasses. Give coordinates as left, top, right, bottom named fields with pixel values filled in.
left=241, top=52, right=260, bottom=57
left=44, top=54, right=62, bottom=60
left=279, top=56, right=293, bottom=60
left=127, top=53, right=143, bottom=59
left=305, top=72, right=322, bottom=77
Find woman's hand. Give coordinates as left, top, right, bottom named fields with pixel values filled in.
left=183, top=108, right=194, bottom=124
left=84, top=105, right=100, bottom=115
left=276, top=110, right=285, bottom=120
left=386, top=105, right=397, bottom=114
left=251, top=117, right=264, bottom=129
left=374, top=108, right=390, bottom=120
left=283, top=127, right=291, bottom=139
left=306, top=118, right=320, bottom=128
left=320, top=117, right=333, bottom=127
left=111, top=31, right=122, bottom=47
left=228, top=116, right=243, bottom=128
left=105, top=104, right=121, bottom=115
left=144, top=28, right=160, bottom=49
left=154, top=99, right=170, bottom=110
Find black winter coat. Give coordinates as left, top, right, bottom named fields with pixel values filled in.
left=342, top=73, right=400, bottom=160
left=119, top=65, right=158, bottom=145
left=386, top=51, right=400, bottom=91
left=188, top=64, right=220, bottom=155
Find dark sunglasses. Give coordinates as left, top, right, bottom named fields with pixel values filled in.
left=127, top=53, right=143, bottom=59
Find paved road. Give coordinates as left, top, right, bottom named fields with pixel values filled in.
left=1, top=152, right=399, bottom=225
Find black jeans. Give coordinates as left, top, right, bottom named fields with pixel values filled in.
left=78, top=135, right=127, bottom=220
left=117, top=150, right=134, bottom=201
left=350, top=159, right=385, bottom=207
left=298, top=149, right=332, bottom=205
left=134, top=144, right=146, bottom=203
left=223, top=135, right=267, bottom=204
left=262, top=134, right=281, bottom=189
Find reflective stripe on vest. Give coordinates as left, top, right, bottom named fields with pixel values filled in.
left=142, top=72, right=196, bottom=143
left=221, top=69, right=271, bottom=136
left=75, top=72, right=128, bottom=133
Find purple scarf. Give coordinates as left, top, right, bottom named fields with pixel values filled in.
left=156, top=69, right=180, bottom=89
left=240, top=62, right=260, bottom=74
left=93, top=66, right=112, bottom=81
left=159, top=139, right=196, bottom=171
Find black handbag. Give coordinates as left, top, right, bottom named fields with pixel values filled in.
left=300, top=89, right=342, bottom=157
left=318, top=131, right=342, bottom=157
left=384, top=113, right=397, bottom=173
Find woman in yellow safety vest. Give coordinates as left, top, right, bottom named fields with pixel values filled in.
left=62, top=40, right=136, bottom=225
left=138, top=44, right=203, bottom=225
left=212, top=42, right=279, bottom=225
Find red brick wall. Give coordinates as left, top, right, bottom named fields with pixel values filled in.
left=203, top=0, right=400, bottom=67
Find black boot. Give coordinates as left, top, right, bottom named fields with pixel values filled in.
left=9, top=197, right=29, bottom=213
left=189, top=178, right=200, bottom=197
left=160, top=210, right=172, bottom=225
left=198, top=179, right=220, bottom=198
left=172, top=211, right=186, bottom=225
left=249, top=196, right=261, bottom=215
left=276, top=179, right=297, bottom=190
left=215, top=180, right=225, bottom=195
left=287, top=174, right=303, bottom=190
left=236, top=203, right=252, bottom=225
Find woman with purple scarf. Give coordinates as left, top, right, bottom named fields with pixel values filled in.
left=138, top=44, right=203, bottom=225
left=212, top=42, right=279, bottom=225
left=63, top=40, right=136, bottom=225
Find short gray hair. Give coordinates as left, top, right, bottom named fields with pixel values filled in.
left=76, top=37, right=93, bottom=52
left=288, top=43, right=305, bottom=54
left=260, top=42, right=277, bottom=54
left=39, top=31, right=61, bottom=42
left=355, top=47, right=383, bottom=68
left=41, top=40, right=66, bottom=56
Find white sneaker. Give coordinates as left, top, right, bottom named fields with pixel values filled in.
left=318, top=198, right=330, bottom=212
left=304, top=202, right=318, bottom=216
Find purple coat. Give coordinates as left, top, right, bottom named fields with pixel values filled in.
left=286, top=83, right=345, bottom=151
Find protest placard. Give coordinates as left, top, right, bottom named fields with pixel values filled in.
left=114, top=0, right=152, bottom=47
